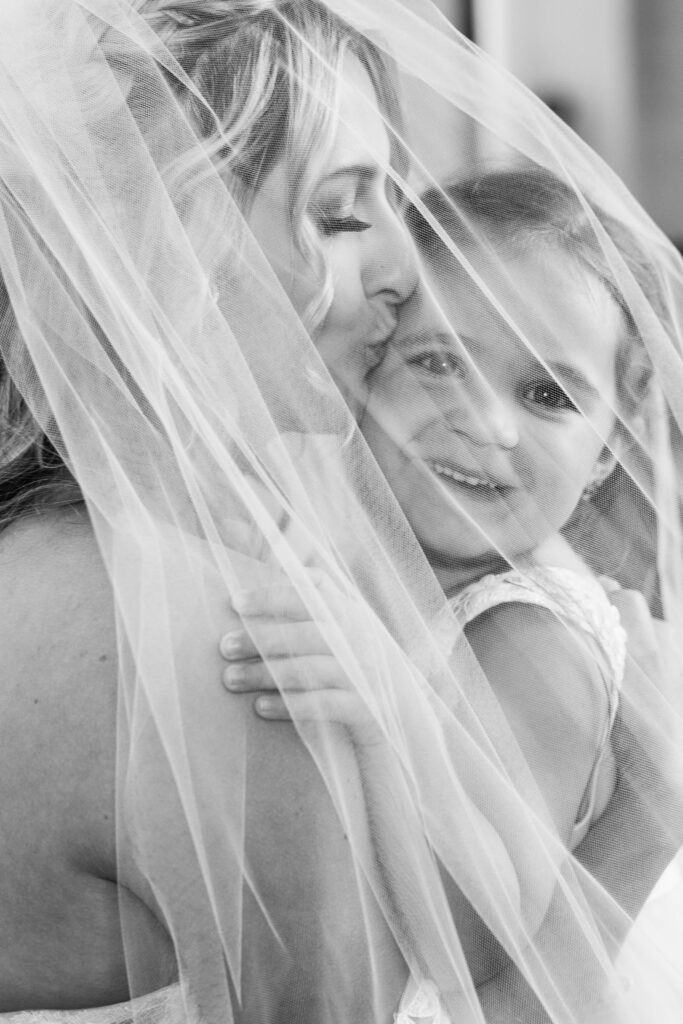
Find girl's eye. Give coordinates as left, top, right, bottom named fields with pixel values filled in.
left=408, top=351, right=464, bottom=377
left=319, top=214, right=372, bottom=236
left=525, top=380, right=577, bottom=411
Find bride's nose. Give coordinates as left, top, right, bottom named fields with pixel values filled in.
left=363, top=205, right=419, bottom=306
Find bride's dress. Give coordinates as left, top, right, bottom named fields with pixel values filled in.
left=0, top=988, right=187, bottom=1024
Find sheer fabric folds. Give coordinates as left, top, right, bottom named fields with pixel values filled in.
left=1, top=1, right=683, bottom=1021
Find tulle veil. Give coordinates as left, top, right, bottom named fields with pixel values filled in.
left=0, top=0, right=682, bottom=1021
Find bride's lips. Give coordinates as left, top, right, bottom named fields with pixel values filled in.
left=364, top=312, right=399, bottom=369
left=365, top=339, right=390, bottom=370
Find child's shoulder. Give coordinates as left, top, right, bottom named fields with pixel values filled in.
left=461, top=587, right=616, bottom=850
left=449, top=549, right=625, bottom=690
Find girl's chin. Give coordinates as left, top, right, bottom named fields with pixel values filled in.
left=422, top=544, right=526, bottom=595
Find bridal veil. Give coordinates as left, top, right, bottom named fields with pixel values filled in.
left=0, top=1, right=682, bottom=1020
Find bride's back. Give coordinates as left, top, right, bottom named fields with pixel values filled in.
left=0, top=511, right=407, bottom=1019
left=0, top=511, right=175, bottom=1010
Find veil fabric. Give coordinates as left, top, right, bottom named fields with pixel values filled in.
left=1, top=1, right=683, bottom=1021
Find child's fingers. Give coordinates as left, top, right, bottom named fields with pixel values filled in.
left=254, top=690, right=384, bottom=745
left=230, top=569, right=340, bottom=621
left=223, top=654, right=349, bottom=693
left=220, top=619, right=330, bottom=661
left=229, top=569, right=358, bottom=622
left=231, top=583, right=311, bottom=621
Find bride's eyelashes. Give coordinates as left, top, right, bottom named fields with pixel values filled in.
left=311, top=187, right=373, bottom=236
left=319, top=213, right=372, bottom=235
left=312, top=169, right=401, bottom=237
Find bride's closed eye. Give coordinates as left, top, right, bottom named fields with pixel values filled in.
left=319, top=213, right=372, bottom=235
left=312, top=186, right=372, bottom=237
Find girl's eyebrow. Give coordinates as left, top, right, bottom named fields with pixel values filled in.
left=395, top=328, right=456, bottom=352
left=545, top=360, right=601, bottom=399
left=457, top=330, right=602, bottom=399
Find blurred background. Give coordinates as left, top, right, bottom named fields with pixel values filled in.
left=433, top=0, right=683, bottom=247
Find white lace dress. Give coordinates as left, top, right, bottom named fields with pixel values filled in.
left=394, top=564, right=626, bottom=1024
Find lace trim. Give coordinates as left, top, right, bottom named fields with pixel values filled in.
left=395, top=979, right=452, bottom=1023
left=449, top=565, right=626, bottom=694
left=0, top=986, right=187, bottom=1024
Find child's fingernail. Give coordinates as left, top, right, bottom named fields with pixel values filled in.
left=223, top=665, right=247, bottom=690
left=231, top=590, right=254, bottom=613
left=256, top=696, right=277, bottom=715
left=220, top=631, right=243, bottom=658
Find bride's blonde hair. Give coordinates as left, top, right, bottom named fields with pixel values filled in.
left=0, top=0, right=404, bottom=530
left=144, top=0, right=405, bottom=326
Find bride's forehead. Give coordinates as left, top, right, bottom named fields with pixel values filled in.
left=324, top=54, right=390, bottom=167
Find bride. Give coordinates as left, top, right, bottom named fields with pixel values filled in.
left=0, top=1, right=681, bottom=1021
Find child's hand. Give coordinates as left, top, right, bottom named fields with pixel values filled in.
left=220, top=573, right=388, bottom=746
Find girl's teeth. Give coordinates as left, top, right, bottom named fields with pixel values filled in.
left=432, top=462, right=496, bottom=489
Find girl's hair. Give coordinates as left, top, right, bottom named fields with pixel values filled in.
left=0, top=0, right=403, bottom=534
left=406, top=166, right=661, bottom=420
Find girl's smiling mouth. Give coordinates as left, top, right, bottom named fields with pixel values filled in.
left=428, top=458, right=518, bottom=493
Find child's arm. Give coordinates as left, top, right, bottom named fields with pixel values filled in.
left=574, top=588, right=683, bottom=937
left=219, top=578, right=577, bottom=986
left=464, top=602, right=611, bottom=853
left=460, top=590, right=683, bottom=1024
left=460, top=602, right=617, bottom=1010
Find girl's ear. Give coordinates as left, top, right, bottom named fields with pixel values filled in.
left=583, top=437, right=621, bottom=499
left=586, top=411, right=648, bottom=498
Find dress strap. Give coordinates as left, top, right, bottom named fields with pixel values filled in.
left=449, top=565, right=626, bottom=702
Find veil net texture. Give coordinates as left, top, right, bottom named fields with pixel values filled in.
left=0, top=1, right=682, bottom=1022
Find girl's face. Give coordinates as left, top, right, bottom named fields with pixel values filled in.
left=247, top=53, right=418, bottom=418
left=361, top=249, right=624, bottom=592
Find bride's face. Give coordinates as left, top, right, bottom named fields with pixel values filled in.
left=247, top=53, right=418, bottom=417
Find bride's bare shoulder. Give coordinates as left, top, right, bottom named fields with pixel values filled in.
left=0, top=508, right=117, bottom=855
left=0, top=507, right=115, bottom=647
left=0, top=511, right=178, bottom=1004
left=0, top=506, right=113, bottom=615
left=0, top=505, right=117, bottom=721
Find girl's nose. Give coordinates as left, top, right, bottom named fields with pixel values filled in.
left=444, top=384, right=519, bottom=450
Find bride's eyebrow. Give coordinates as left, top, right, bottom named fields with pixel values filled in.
left=318, top=164, right=378, bottom=187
